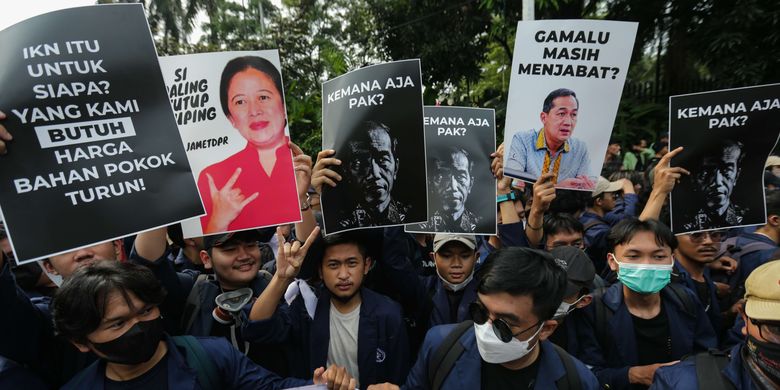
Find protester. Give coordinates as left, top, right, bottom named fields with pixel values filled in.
left=672, top=231, right=724, bottom=337
left=244, top=229, right=410, bottom=389
left=371, top=247, right=599, bottom=389
left=543, top=213, right=586, bottom=251
left=547, top=246, right=596, bottom=356
left=580, top=176, right=638, bottom=273
left=51, top=261, right=356, bottom=389
left=576, top=218, right=717, bottom=390
left=602, top=138, right=623, bottom=178
left=651, top=260, right=780, bottom=389
left=623, top=139, right=654, bottom=172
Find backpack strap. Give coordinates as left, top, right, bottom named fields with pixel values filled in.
left=428, top=320, right=473, bottom=390
left=664, top=283, right=696, bottom=315
left=171, top=336, right=220, bottom=390
left=551, top=343, right=582, bottom=390
left=590, top=287, right=613, bottom=351
left=181, top=274, right=214, bottom=333
left=693, top=349, right=735, bottom=390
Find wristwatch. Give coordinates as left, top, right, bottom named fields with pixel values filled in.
left=496, top=192, right=517, bottom=204
left=300, top=198, right=311, bottom=212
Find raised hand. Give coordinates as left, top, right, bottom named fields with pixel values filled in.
left=205, top=167, right=259, bottom=233
left=311, top=149, right=342, bottom=194
left=652, top=146, right=690, bottom=196
left=275, top=225, right=320, bottom=281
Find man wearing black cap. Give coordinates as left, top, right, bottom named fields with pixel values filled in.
left=548, top=246, right=596, bottom=355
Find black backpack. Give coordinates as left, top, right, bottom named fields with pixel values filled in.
left=427, top=320, right=582, bottom=390
left=687, top=349, right=736, bottom=390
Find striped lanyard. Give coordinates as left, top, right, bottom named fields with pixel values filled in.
left=542, top=150, right=563, bottom=183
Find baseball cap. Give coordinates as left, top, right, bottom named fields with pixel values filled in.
left=433, top=234, right=477, bottom=252
left=744, top=260, right=780, bottom=321
left=765, top=155, right=780, bottom=169
left=550, top=246, right=596, bottom=296
left=591, top=176, right=623, bottom=198
left=203, top=229, right=263, bottom=249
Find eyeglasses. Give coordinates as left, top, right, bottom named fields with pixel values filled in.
left=546, top=240, right=585, bottom=251
left=688, top=231, right=723, bottom=243
left=469, top=301, right=541, bottom=343
left=750, top=318, right=780, bottom=344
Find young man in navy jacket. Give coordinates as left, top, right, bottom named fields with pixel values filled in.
left=244, top=229, right=409, bottom=389
left=52, top=260, right=355, bottom=389
left=574, top=218, right=717, bottom=390
left=370, top=247, right=599, bottom=390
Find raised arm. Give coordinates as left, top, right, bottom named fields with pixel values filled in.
left=525, top=173, right=556, bottom=247
left=290, top=142, right=317, bottom=239
left=639, top=147, right=689, bottom=221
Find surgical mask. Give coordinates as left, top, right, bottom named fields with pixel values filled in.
left=474, top=321, right=543, bottom=364
left=91, top=316, right=165, bottom=365
left=553, top=295, right=585, bottom=319
left=436, top=267, right=474, bottom=292
left=612, top=255, right=672, bottom=294
left=747, top=335, right=780, bottom=385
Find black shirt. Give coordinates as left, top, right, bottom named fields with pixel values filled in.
left=692, top=279, right=711, bottom=312
left=104, top=355, right=169, bottom=390
left=631, top=306, right=671, bottom=390
left=445, top=288, right=465, bottom=324
left=481, top=349, right=542, bottom=390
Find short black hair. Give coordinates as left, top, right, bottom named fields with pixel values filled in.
left=52, top=261, right=166, bottom=344
left=548, top=189, right=589, bottom=215
left=543, top=213, right=584, bottom=237
left=542, top=88, right=579, bottom=113
left=477, top=247, right=567, bottom=321
left=606, top=218, right=678, bottom=253
left=219, top=56, right=284, bottom=118
left=322, top=232, right=368, bottom=261
left=766, top=190, right=780, bottom=218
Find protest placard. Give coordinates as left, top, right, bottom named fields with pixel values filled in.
left=405, top=106, right=496, bottom=235
left=502, top=20, right=637, bottom=191
left=159, top=51, right=301, bottom=238
left=321, top=60, right=427, bottom=234
left=0, top=4, right=203, bottom=263
left=670, top=83, right=780, bottom=233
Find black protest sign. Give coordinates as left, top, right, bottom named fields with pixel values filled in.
left=0, top=4, right=204, bottom=263
left=670, top=83, right=780, bottom=234
left=405, top=106, right=497, bottom=235
left=321, top=59, right=426, bottom=234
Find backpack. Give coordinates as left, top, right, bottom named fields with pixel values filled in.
left=714, top=236, right=777, bottom=308
left=590, top=283, right=696, bottom=350
left=686, top=349, right=736, bottom=390
left=427, top=320, right=582, bottom=390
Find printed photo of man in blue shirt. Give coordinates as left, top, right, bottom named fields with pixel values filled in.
left=505, top=88, right=595, bottom=190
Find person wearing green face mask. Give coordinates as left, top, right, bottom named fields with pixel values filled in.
left=574, top=218, right=717, bottom=390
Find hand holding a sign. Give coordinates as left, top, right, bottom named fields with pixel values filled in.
left=639, top=146, right=689, bottom=221
left=526, top=173, right=556, bottom=246
left=312, top=149, right=342, bottom=195
left=291, top=142, right=313, bottom=200
left=491, top=143, right=505, bottom=179
left=0, top=111, right=13, bottom=154
left=205, top=168, right=259, bottom=233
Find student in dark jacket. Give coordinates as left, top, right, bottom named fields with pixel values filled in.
left=651, top=260, right=780, bottom=390
left=369, top=247, right=599, bottom=390
left=52, top=260, right=355, bottom=390
left=245, top=229, right=410, bottom=389
left=547, top=246, right=596, bottom=356
left=575, top=219, right=717, bottom=390
left=672, top=231, right=723, bottom=338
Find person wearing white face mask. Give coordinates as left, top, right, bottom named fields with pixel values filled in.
left=367, top=246, right=600, bottom=390
left=379, top=229, right=481, bottom=354
left=547, top=246, right=596, bottom=356
left=575, top=218, right=717, bottom=390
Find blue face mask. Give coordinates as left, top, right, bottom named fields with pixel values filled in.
left=611, top=255, right=673, bottom=294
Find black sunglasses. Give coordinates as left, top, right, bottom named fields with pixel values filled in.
left=469, top=301, right=541, bottom=343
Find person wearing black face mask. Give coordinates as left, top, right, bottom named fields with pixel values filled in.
left=51, top=261, right=356, bottom=390
left=651, top=260, right=780, bottom=390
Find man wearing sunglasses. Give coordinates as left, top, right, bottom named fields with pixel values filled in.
left=651, top=260, right=780, bottom=389
left=580, top=176, right=638, bottom=274
left=672, top=230, right=724, bottom=339
left=575, top=218, right=717, bottom=390
left=391, top=247, right=599, bottom=390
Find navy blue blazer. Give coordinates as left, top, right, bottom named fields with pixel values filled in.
left=402, top=324, right=600, bottom=389
left=575, top=282, right=718, bottom=390
left=650, top=344, right=753, bottom=390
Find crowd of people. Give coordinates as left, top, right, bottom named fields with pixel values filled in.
left=1, top=108, right=780, bottom=390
